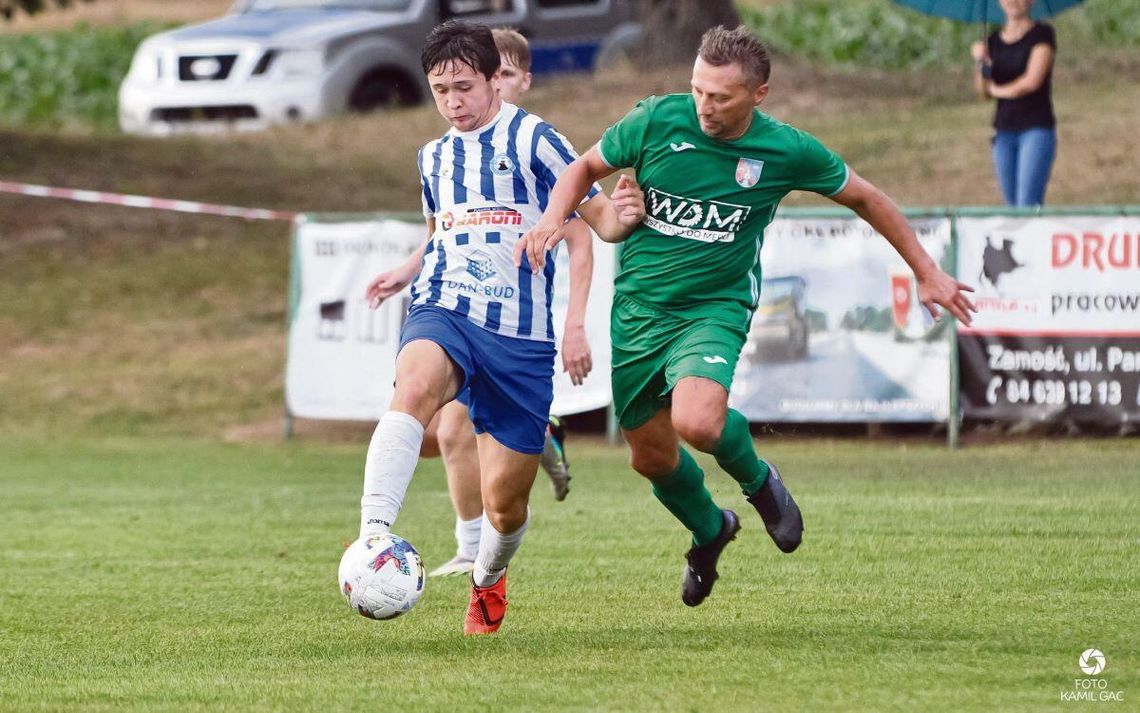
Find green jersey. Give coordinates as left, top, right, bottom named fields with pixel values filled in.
left=599, top=93, right=848, bottom=325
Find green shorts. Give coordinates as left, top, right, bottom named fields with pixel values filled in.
left=610, top=292, right=747, bottom=430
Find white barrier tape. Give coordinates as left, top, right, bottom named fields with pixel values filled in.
left=0, top=180, right=297, bottom=222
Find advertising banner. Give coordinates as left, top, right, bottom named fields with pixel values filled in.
left=957, top=216, right=1140, bottom=425
left=285, top=217, right=614, bottom=421
left=548, top=238, right=616, bottom=416
left=729, top=217, right=953, bottom=422
left=285, top=219, right=423, bottom=421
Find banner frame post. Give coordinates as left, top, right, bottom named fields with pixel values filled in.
left=606, top=404, right=620, bottom=444
left=948, top=212, right=961, bottom=449
left=282, top=214, right=306, bottom=440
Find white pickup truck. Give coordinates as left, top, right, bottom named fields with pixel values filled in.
left=119, top=0, right=640, bottom=135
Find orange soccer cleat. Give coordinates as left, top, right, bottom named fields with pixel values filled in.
left=464, top=572, right=508, bottom=635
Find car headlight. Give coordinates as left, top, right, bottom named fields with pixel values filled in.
left=275, top=48, right=325, bottom=80
left=128, top=45, right=163, bottom=83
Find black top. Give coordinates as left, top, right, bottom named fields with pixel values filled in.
left=987, top=22, right=1057, bottom=131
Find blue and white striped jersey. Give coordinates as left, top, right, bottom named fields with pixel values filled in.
left=410, top=102, right=599, bottom=342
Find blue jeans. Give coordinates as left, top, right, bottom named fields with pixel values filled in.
left=991, top=127, right=1056, bottom=207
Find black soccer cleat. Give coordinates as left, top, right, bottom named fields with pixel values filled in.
left=746, top=460, right=803, bottom=553
left=681, top=509, right=741, bottom=607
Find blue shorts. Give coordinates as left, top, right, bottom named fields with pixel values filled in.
left=398, top=305, right=556, bottom=454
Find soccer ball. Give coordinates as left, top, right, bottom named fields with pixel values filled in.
left=338, top=533, right=426, bottom=620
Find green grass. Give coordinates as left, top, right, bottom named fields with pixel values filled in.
left=0, top=22, right=162, bottom=131
left=1, top=437, right=1136, bottom=711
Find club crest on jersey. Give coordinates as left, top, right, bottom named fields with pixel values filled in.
left=466, top=251, right=497, bottom=282
left=735, top=158, right=764, bottom=188
left=490, top=153, right=515, bottom=176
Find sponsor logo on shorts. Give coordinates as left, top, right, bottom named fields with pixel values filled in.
left=703, top=355, right=728, bottom=365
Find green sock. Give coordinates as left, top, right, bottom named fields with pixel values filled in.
left=712, top=409, right=770, bottom=497
left=650, top=448, right=723, bottom=546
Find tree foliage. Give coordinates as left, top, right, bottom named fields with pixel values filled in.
left=1, top=0, right=93, bottom=21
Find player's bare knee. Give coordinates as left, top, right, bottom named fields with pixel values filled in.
left=437, top=420, right=471, bottom=454
left=483, top=503, right=526, bottom=533
left=390, top=378, right=439, bottom=422
left=672, top=411, right=724, bottom=452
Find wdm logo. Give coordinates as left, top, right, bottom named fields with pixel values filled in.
left=644, top=187, right=750, bottom=243
left=1079, top=648, right=1106, bottom=676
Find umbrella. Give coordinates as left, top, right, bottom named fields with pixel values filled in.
left=892, top=0, right=1085, bottom=23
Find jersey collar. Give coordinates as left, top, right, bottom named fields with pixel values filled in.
left=447, top=101, right=513, bottom=140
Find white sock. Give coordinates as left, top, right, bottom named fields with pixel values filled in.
left=359, top=411, right=424, bottom=538
left=472, top=508, right=530, bottom=588
left=455, top=515, right=483, bottom=561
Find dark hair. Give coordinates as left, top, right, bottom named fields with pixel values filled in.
left=698, top=25, right=771, bottom=87
left=421, top=20, right=501, bottom=79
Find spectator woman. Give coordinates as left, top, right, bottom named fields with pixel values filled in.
left=971, top=0, right=1057, bottom=206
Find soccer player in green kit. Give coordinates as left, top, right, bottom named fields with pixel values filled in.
left=517, top=25, right=978, bottom=606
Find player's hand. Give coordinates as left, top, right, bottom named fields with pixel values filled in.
left=561, top=324, right=592, bottom=386
left=917, top=268, right=977, bottom=327
left=611, top=174, right=645, bottom=228
left=970, top=40, right=988, bottom=62
left=515, top=220, right=565, bottom=274
left=365, top=264, right=414, bottom=309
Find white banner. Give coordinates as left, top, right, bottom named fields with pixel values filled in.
left=549, top=238, right=616, bottom=415
left=285, top=219, right=424, bottom=421
left=957, top=216, right=1140, bottom=335
left=955, top=215, right=1140, bottom=424
left=285, top=217, right=614, bottom=421
left=728, top=217, right=953, bottom=422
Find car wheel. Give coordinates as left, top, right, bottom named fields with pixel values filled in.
left=793, top=321, right=811, bottom=358
left=349, top=69, right=420, bottom=112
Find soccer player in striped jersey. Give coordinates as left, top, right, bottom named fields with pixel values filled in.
left=367, top=28, right=591, bottom=580
left=356, top=20, right=644, bottom=635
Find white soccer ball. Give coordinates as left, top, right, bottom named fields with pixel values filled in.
left=338, top=533, right=425, bottom=620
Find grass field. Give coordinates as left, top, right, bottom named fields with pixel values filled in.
left=1, top=437, right=1136, bottom=711
left=0, top=3, right=1137, bottom=709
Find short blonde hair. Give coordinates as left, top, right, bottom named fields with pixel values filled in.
left=698, top=25, right=771, bottom=87
left=492, top=27, right=531, bottom=72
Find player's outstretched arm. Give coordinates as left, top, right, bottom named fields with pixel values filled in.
left=569, top=155, right=644, bottom=247
left=515, top=145, right=621, bottom=272
left=561, top=218, right=594, bottom=386
left=830, top=170, right=978, bottom=325
left=365, top=221, right=431, bottom=309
